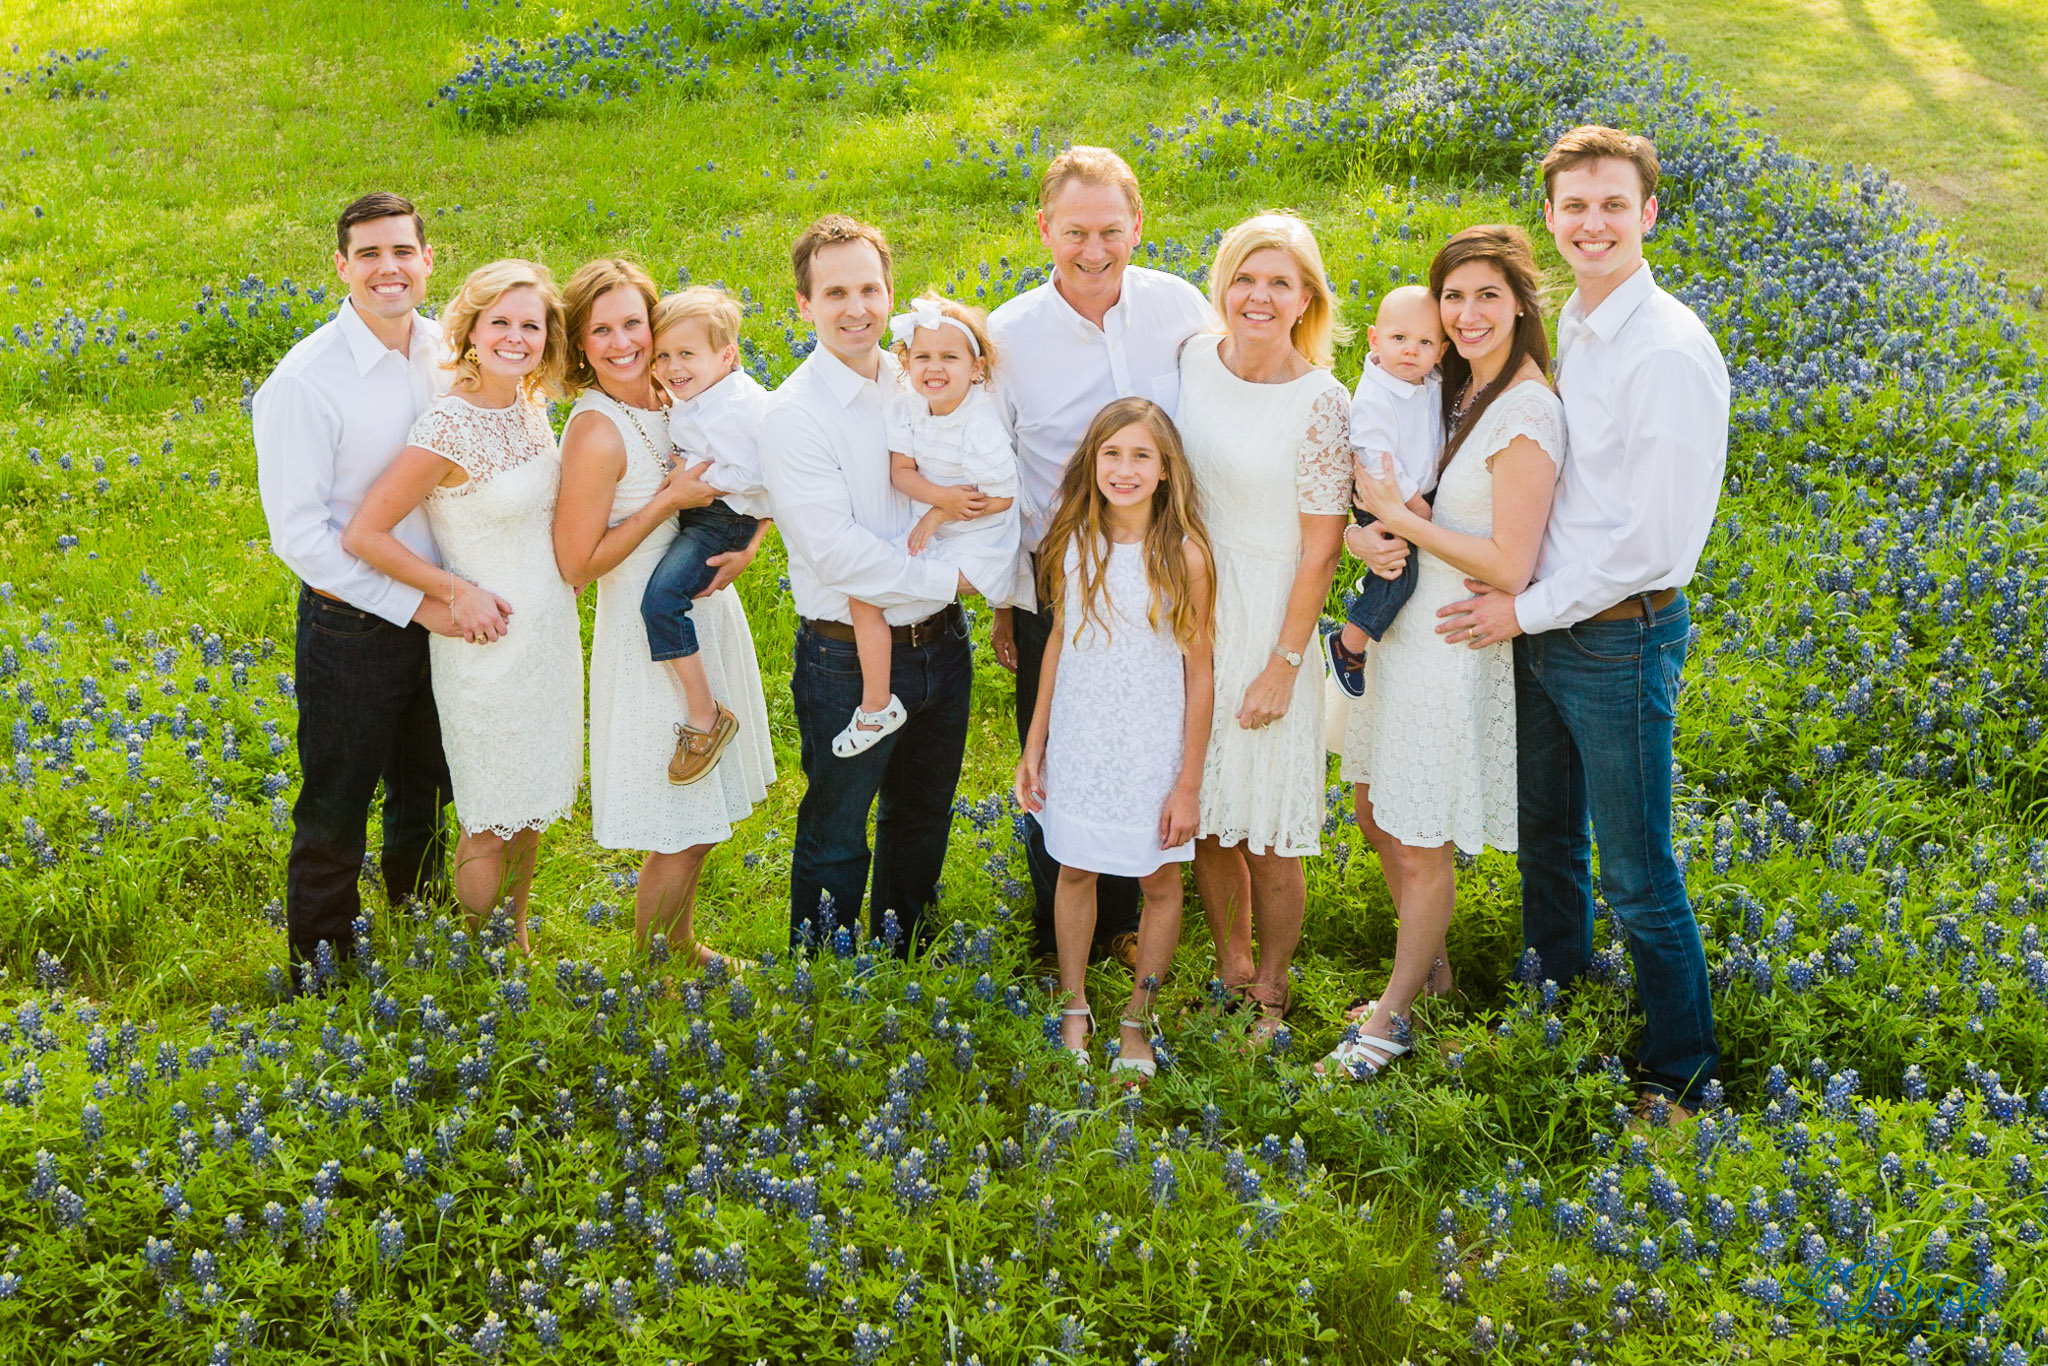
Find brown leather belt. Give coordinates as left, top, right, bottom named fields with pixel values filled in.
left=1585, top=587, right=1679, bottom=623
left=310, top=587, right=346, bottom=603
left=804, top=602, right=963, bottom=648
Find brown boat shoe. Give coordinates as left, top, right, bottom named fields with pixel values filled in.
left=668, top=704, right=739, bottom=785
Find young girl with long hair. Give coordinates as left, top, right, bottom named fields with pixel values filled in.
left=1015, top=397, right=1215, bottom=1078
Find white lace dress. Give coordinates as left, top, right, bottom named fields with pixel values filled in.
left=575, top=389, right=774, bottom=854
left=412, top=394, right=583, bottom=838
left=1338, top=379, right=1567, bottom=852
left=1177, top=333, right=1353, bottom=856
left=1039, top=537, right=1192, bottom=877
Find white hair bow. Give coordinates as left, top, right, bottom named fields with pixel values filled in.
left=889, top=300, right=980, bottom=356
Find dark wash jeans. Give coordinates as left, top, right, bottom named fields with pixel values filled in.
left=1012, top=591, right=1141, bottom=955
left=1513, top=591, right=1719, bottom=1104
left=789, top=612, right=971, bottom=954
left=640, top=502, right=761, bottom=661
left=289, top=585, right=451, bottom=970
left=1343, top=511, right=1419, bottom=642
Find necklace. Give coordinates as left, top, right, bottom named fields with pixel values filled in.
left=602, top=387, right=673, bottom=468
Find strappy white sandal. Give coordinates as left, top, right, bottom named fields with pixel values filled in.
left=832, top=695, right=907, bottom=758
left=1320, top=1027, right=1411, bottom=1080
left=1108, top=1016, right=1158, bottom=1081
left=1059, top=1006, right=1095, bottom=1068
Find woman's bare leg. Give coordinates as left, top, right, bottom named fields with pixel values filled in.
left=1353, top=784, right=1452, bottom=1009
left=1192, top=836, right=1255, bottom=990
left=1244, top=849, right=1304, bottom=1038
left=635, top=844, right=714, bottom=957
left=1119, top=863, right=1186, bottom=1068
left=1358, top=840, right=1456, bottom=1042
left=452, top=828, right=507, bottom=935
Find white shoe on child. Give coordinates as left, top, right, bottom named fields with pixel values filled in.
left=831, top=695, right=908, bottom=758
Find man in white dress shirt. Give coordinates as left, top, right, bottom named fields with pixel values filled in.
left=253, top=193, right=462, bottom=990
left=1438, top=128, right=1729, bottom=1118
left=759, top=215, right=973, bottom=954
left=988, top=146, right=1212, bottom=970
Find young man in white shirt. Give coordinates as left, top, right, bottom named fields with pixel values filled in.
left=759, top=215, right=972, bottom=954
left=252, top=192, right=464, bottom=989
left=1436, top=127, right=1728, bottom=1119
left=988, top=146, right=1212, bottom=970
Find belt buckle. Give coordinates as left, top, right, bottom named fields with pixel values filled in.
left=906, top=614, right=936, bottom=648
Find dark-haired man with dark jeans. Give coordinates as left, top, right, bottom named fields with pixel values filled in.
left=254, top=193, right=460, bottom=988
left=1432, top=127, right=1728, bottom=1119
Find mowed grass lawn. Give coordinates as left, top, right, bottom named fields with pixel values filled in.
left=1630, top=0, right=2048, bottom=330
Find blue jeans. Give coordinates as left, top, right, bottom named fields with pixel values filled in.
left=1514, top=591, right=1718, bottom=1104
left=640, top=502, right=760, bottom=661
left=1343, top=513, right=1418, bottom=641
left=789, top=610, right=972, bottom=954
left=289, top=586, right=451, bottom=974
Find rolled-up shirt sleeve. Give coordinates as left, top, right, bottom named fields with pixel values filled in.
left=253, top=374, right=424, bottom=627
left=1513, top=347, right=1727, bottom=635
left=761, top=403, right=957, bottom=611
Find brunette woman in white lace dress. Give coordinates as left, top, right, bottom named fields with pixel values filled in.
left=344, top=260, right=582, bottom=951
left=1176, top=214, right=1353, bottom=1041
left=550, top=259, right=774, bottom=964
left=1322, top=226, right=1565, bottom=1079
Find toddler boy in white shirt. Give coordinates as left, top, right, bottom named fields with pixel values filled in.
left=1326, top=285, right=1445, bottom=696
left=643, top=286, right=771, bottom=785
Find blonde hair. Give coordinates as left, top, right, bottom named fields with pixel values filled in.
left=561, top=258, right=659, bottom=392
left=1037, top=397, right=1214, bottom=652
left=440, top=259, right=566, bottom=398
left=652, top=286, right=744, bottom=354
left=888, top=292, right=999, bottom=383
left=1038, top=145, right=1142, bottom=219
left=1207, top=212, right=1350, bottom=369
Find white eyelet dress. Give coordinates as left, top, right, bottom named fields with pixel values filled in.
left=411, top=393, right=583, bottom=838
left=574, top=389, right=774, bottom=854
left=1338, top=379, right=1567, bottom=853
left=1038, top=536, right=1193, bottom=877
left=1176, top=333, right=1354, bottom=856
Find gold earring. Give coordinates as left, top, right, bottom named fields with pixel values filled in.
left=464, top=345, right=479, bottom=364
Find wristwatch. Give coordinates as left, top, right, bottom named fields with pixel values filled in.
left=1273, top=645, right=1303, bottom=668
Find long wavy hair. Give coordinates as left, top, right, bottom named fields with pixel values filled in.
left=440, top=259, right=567, bottom=399
left=1430, top=224, right=1551, bottom=474
left=1036, top=397, right=1214, bottom=650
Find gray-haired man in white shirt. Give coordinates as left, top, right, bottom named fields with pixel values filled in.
left=1435, top=128, right=1728, bottom=1119
left=253, top=192, right=463, bottom=989
left=988, top=146, right=1212, bottom=969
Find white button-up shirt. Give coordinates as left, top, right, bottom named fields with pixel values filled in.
left=988, top=266, right=1212, bottom=552
left=1514, top=263, right=1728, bottom=636
left=759, top=344, right=959, bottom=627
left=1350, top=355, right=1443, bottom=502
left=670, top=368, right=772, bottom=518
left=253, top=298, right=447, bottom=626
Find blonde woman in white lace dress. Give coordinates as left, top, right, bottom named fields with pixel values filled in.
left=1323, top=226, right=1566, bottom=1079
left=550, top=260, right=774, bottom=965
left=345, top=260, right=583, bottom=951
left=1177, top=214, right=1353, bottom=1041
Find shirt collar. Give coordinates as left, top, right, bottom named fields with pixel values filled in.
left=808, top=341, right=896, bottom=408
left=681, top=368, right=752, bottom=418
left=1044, top=271, right=1130, bottom=339
left=1357, top=353, right=1433, bottom=401
left=1566, top=261, right=1657, bottom=343
left=336, top=295, right=430, bottom=377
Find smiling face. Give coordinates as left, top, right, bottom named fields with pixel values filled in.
left=1545, top=157, right=1658, bottom=289
left=1221, top=246, right=1309, bottom=353
left=901, top=324, right=982, bottom=416
left=1438, top=259, right=1519, bottom=368
left=1368, top=289, right=1445, bottom=385
left=797, top=238, right=892, bottom=369
left=334, top=214, right=432, bottom=322
left=1039, top=179, right=1141, bottom=309
left=579, top=285, right=653, bottom=391
left=466, top=285, right=549, bottom=387
left=652, top=316, right=737, bottom=404
left=1096, top=420, right=1165, bottom=512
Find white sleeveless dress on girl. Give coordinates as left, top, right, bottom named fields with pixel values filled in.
left=885, top=386, right=1033, bottom=609
left=1039, top=537, right=1192, bottom=877
left=1177, top=332, right=1353, bottom=856
left=1338, top=379, right=1567, bottom=853
left=573, top=389, right=774, bottom=853
left=410, top=394, right=582, bottom=838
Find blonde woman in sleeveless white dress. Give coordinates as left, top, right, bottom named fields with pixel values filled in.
left=1324, top=226, right=1565, bottom=1079
left=344, top=260, right=582, bottom=952
left=1176, top=215, right=1353, bottom=1041
left=550, top=260, right=774, bottom=963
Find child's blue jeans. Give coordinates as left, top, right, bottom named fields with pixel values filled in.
left=1344, top=512, right=1418, bottom=641
left=640, top=501, right=760, bottom=661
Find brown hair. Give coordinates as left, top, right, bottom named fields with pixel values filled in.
left=1038, top=145, right=1143, bottom=219
left=1207, top=212, right=1351, bottom=370
left=888, top=292, right=999, bottom=384
left=561, top=258, right=659, bottom=393
left=335, top=191, right=425, bottom=256
left=439, top=259, right=567, bottom=399
left=1541, top=125, right=1660, bottom=203
left=1429, top=225, right=1551, bottom=474
left=1037, top=397, right=1214, bottom=651
left=791, top=214, right=893, bottom=299
left=652, top=286, right=744, bottom=354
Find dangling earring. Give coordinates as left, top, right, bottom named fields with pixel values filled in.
left=464, top=344, right=479, bottom=364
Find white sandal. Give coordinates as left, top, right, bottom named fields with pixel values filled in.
left=1059, top=1006, right=1095, bottom=1068
left=1107, top=1016, right=1157, bottom=1080
left=1320, top=1027, right=1411, bottom=1080
left=831, top=695, right=907, bottom=758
